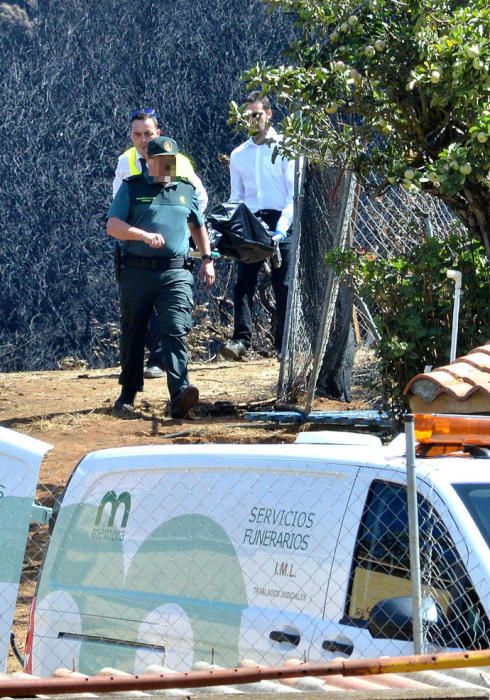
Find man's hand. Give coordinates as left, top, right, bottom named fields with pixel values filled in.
left=144, top=232, right=165, bottom=248
left=189, top=222, right=216, bottom=288
left=271, top=230, right=287, bottom=243
left=201, top=259, right=215, bottom=289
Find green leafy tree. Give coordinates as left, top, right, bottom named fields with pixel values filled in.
left=237, top=0, right=490, bottom=258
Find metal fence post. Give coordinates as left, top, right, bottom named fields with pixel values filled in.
left=405, top=414, right=424, bottom=654
left=278, top=156, right=305, bottom=395
left=446, top=269, right=462, bottom=363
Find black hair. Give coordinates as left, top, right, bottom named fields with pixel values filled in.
left=245, top=91, right=271, bottom=110
left=129, top=108, right=159, bottom=127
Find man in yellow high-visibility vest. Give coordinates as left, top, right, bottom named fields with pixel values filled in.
left=113, top=108, right=208, bottom=212
left=112, top=108, right=208, bottom=379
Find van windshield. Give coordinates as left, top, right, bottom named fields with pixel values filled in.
left=453, top=483, right=490, bottom=549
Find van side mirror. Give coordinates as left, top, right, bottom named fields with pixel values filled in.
left=368, top=595, right=440, bottom=641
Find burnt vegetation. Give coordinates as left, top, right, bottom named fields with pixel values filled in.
left=0, top=0, right=294, bottom=371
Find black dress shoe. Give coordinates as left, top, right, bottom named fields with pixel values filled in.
left=144, top=365, right=165, bottom=379
left=219, top=340, right=247, bottom=361
left=170, top=385, right=199, bottom=418
left=112, top=400, right=137, bottom=417
left=112, top=388, right=137, bottom=417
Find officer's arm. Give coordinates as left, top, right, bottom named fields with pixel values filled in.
left=188, top=221, right=215, bottom=289
left=177, top=154, right=209, bottom=214
left=107, top=182, right=164, bottom=248
left=107, top=218, right=165, bottom=248
left=193, top=174, right=209, bottom=214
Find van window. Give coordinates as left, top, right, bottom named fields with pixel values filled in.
left=344, top=480, right=490, bottom=649
left=453, top=484, right=490, bottom=549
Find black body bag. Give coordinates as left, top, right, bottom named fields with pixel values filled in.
left=207, top=201, right=274, bottom=264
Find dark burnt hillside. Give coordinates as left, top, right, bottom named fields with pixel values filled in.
left=0, top=0, right=294, bottom=371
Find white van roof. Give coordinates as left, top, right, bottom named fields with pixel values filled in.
left=73, top=441, right=489, bottom=491
left=78, top=442, right=393, bottom=472
left=295, top=430, right=382, bottom=447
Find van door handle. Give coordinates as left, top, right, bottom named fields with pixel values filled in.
left=269, top=630, right=300, bottom=646
left=322, top=639, right=354, bottom=656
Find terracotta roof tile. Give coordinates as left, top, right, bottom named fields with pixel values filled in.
left=404, top=343, right=490, bottom=413
left=439, top=362, right=490, bottom=384
left=466, top=349, right=490, bottom=369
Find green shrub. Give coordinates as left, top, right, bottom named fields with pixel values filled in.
left=327, top=233, right=490, bottom=414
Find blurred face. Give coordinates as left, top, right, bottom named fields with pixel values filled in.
left=245, top=101, right=272, bottom=141
left=130, top=118, right=160, bottom=158
left=147, top=155, right=177, bottom=184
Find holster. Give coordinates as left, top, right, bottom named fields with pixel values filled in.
left=114, top=245, right=122, bottom=282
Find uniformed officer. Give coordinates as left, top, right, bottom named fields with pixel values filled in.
left=113, top=108, right=208, bottom=380
left=107, top=136, right=215, bottom=419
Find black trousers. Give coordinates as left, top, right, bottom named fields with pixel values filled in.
left=145, top=309, right=165, bottom=368
left=119, top=267, right=194, bottom=399
left=232, top=209, right=291, bottom=354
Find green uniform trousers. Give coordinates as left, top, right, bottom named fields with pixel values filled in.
left=118, top=267, right=194, bottom=399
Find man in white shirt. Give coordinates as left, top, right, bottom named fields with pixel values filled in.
left=113, top=108, right=208, bottom=378
left=220, top=92, right=294, bottom=361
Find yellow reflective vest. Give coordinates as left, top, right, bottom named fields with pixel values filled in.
left=124, top=146, right=196, bottom=182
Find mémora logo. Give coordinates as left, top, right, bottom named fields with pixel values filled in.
left=91, top=490, right=131, bottom=541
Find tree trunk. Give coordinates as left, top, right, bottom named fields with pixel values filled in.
left=441, top=182, right=490, bottom=260
left=316, top=283, right=355, bottom=402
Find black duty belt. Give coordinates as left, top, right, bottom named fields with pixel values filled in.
left=124, top=256, right=186, bottom=271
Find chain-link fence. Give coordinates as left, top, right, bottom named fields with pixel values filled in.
left=352, top=175, right=456, bottom=258
left=417, top=491, right=490, bottom=652
left=348, top=465, right=490, bottom=656
left=278, top=162, right=458, bottom=408
left=6, top=439, right=489, bottom=677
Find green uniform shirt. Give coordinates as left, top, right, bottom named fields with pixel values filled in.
left=108, top=172, right=204, bottom=258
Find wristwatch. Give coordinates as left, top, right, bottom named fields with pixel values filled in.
left=201, top=254, right=213, bottom=262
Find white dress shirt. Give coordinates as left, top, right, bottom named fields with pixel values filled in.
left=112, top=148, right=209, bottom=214
left=229, top=126, right=295, bottom=233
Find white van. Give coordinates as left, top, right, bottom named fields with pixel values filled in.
left=24, top=414, right=490, bottom=677
left=0, top=427, right=51, bottom=671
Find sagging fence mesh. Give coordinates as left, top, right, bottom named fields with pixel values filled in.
left=278, top=163, right=356, bottom=408
left=278, top=161, right=458, bottom=409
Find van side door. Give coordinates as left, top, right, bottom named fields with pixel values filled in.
left=310, top=471, right=490, bottom=659
left=238, top=461, right=359, bottom=667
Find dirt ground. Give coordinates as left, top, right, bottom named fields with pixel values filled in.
left=0, top=357, right=369, bottom=672
left=0, top=357, right=369, bottom=487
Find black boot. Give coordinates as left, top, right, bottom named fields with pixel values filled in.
left=170, top=385, right=199, bottom=419
left=113, top=387, right=137, bottom=416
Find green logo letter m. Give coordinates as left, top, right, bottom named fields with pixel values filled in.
left=95, top=490, right=131, bottom=528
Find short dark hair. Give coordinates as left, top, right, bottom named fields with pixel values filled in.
left=245, top=91, right=271, bottom=110
left=129, top=108, right=159, bottom=127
